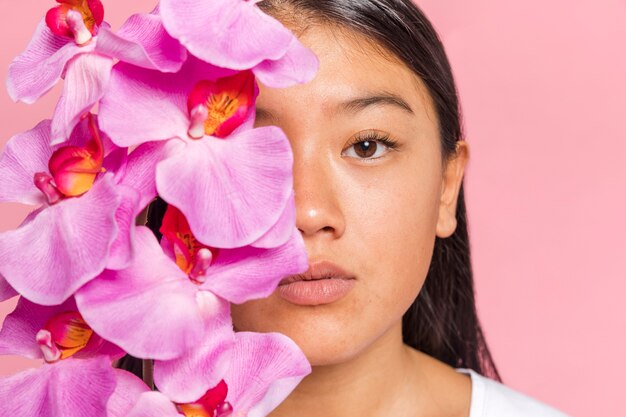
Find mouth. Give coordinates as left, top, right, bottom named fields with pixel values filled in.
left=277, top=260, right=356, bottom=306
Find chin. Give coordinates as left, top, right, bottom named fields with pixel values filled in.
left=231, top=294, right=369, bottom=367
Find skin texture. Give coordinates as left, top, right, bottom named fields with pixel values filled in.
left=231, top=23, right=471, bottom=417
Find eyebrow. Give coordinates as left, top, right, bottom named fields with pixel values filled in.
left=337, top=92, right=415, bottom=115
left=255, top=91, right=414, bottom=123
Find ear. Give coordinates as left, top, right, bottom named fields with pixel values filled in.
left=436, top=141, right=469, bottom=238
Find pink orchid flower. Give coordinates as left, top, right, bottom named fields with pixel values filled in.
left=74, top=204, right=307, bottom=361
left=74, top=225, right=234, bottom=361
left=99, top=57, right=298, bottom=248
left=0, top=296, right=151, bottom=417
left=7, top=0, right=187, bottom=144
left=0, top=115, right=164, bottom=305
left=140, top=331, right=311, bottom=417
left=159, top=0, right=319, bottom=88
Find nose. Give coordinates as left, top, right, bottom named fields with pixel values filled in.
left=293, top=149, right=346, bottom=242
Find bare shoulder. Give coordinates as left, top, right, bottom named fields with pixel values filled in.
left=404, top=346, right=472, bottom=417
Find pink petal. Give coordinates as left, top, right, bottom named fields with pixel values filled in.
left=0, top=296, right=121, bottom=360
left=227, top=332, right=311, bottom=416
left=75, top=227, right=224, bottom=360
left=95, top=13, right=186, bottom=72
left=156, top=126, right=294, bottom=248
left=50, top=53, right=114, bottom=145
left=101, top=147, right=129, bottom=185
left=7, top=19, right=85, bottom=103
left=160, top=0, right=292, bottom=69
left=118, top=141, right=169, bottom=212
left=0, top=274, right=17, bottom=301
left=253, top=35, right=320, bottom=88
left=98, top=62, right=189, bottom=147
left=200, top=228, right=307, bottom=304
left=0, top=114, right=121, bottom=204
left=0, top=120, right=52, bottom=205
left=153, top=319, right=234, bottom=403
left=126, top=392, right=181, bottom=417
left=250, top=191, right=296, bottom=248
left=0, top=356, right=116, bottom=417
left=98, top=58, right=232, bottom=147
left=0, top=175, right=121, bottom=305
left=0, top=297, right=76, bottom=360
left=106, top=185, right=140, bottom=270
left=106, top=369, right=152, bottom=417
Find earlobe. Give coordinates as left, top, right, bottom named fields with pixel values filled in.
left=436, top=141, right=469, bottom=238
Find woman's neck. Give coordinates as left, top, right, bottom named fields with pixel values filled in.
left=268, top=321, right=428, bottom=417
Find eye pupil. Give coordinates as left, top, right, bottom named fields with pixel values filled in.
left=355, top=140, right=377, bottom=158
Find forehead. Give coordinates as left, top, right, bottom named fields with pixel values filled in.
left=256, top=23, right=435, bottom=121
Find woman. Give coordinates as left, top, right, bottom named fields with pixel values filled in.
left=123, top=1, right=569, bottom=415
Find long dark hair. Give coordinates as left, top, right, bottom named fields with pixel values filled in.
left=118, top=0, right=501, bottom=383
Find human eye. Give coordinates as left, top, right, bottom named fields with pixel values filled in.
left=341, top=130, right=400, bottom=161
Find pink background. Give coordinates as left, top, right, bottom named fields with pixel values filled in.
left=1, top=1, right=624, bottom=416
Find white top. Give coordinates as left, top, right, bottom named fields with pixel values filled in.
left=455, top=368, right=571, bottom=417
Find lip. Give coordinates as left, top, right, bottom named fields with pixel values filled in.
left=277, top=260, right=356, bottom=306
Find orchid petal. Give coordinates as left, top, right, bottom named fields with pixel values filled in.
left=0, top=296, right=121, bottom=360
left=0, top=356, right=116, bottom=417
left=254, top=35, right=320, bottom=88
left=0, top=116, right=120, bottom=205
left=200, top=228, right=307, bottom=304
left=75, top=227, right=226, bottom=360
left=156, top=126, right=294, bottom=248
left=101, top=147, right=128, bottom=185
left=126, top=391, right=181, bottom=417
left=0, top=275, right=17, bottom=302
left=106, top=184, right=140, bottom=270
left=118, top=141, right=169, bottom=212
left=0, top=175, right=120, bottom=305
left=228, top=332, right=311, bottom=417
left=6, top=20, right=86, bottom=103
left=95, top=13, right=186, bottom=72
left=0, top=297, right=76, bottom=360
left=50, top=53, right=114, bottom=145
left=160, top=0, right=292, bottom=69
left=106, top=369, right=152, bottom=417
left=153, top=319, right=234, bottom=403
left=250, top=191, right=296, bottom=248
left=98, top=58, right=232, bottom=147
left=0, top=120, right=52, bottom=205
left=98, top=63, right=189, bottom=146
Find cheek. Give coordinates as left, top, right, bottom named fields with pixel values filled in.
left=345, top=159, right=441, bottom=323
left=231, top=153, right=442, bottom=366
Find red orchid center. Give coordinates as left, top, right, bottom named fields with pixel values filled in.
left=45, top=0, right=105, bottom=45
left=177, top=380, right=233, bottom=417
left=36, top=311, right=93, bottom=363
left=160, top=205, right=220, bottom=284
left=187, top=71, right=256, bottom=140
left=34, top=113, right=105, bottom=205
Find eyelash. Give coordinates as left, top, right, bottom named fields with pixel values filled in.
left=343, top=131, right=400, bottom=161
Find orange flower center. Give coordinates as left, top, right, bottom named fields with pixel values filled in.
left=36, top=311, right=93, bottom=363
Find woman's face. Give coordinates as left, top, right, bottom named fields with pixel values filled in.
left=231, top=24, right=467, bottom=366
